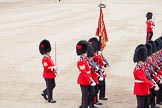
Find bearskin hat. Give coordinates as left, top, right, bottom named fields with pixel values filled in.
left=145, top=43, right=152, bottom=56
left=146, top=12, right=153, bottom=20
left=147, top=40, right=156, bottom=53
left=87, top=44, right=94, bottom=57
left=159, top=36, right=162, bottom=42
left=157, top=37, right=162, bottom=49
left=76, top=40, right=88, bottom=55
left=39, top=39, right=51, bottom=55
left=88, top=37, right=100, bottom=52
left=159, top=39, right=162, bottom=49
left=155, top=39, right=161, bottom=51
left=133, top=44, right=148, bottom=63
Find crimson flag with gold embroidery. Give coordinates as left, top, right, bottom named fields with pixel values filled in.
left=96, top=8, right=108, bottom=51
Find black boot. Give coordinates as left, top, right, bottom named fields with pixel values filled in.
left=99, top=97, right=108, bottom=100
left=95, top=101, right=102, bottom=105
left=92, top=105, right=98, bottom=108
left=41, top=93, right=48, bottom=100
left=48, top=99, right=56, bottom=103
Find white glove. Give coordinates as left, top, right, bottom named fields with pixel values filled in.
left=98, top=51, right=102, bottom=54
left=99, top=76, right=104, bottom=81
left=53, top=66, right=59, bottom=70
left=95, top=67, right=99, bottom=71
left=91, top=81, right=96, bottom=86
left=154, top=85, right=159, bottom=91
left=160, top=80, right=162, bottom=84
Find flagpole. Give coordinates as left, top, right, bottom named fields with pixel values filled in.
left=99, top=1, right=101, bottom=51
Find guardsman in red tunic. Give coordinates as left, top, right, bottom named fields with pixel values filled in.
left=133, top=44, right=159, bottom=108
left=146, top=12, right=155, bottom=42
left=76, top=40, right=96, bottom=108
left=87, top=45, right=99, bottom=108
left=39, top=39, right=58, bottom=103
left=88, top=37, right=107, bottom=106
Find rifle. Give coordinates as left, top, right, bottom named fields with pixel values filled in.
left=85, top=56, right=104, bottom=74
left=146, top=63, right=162, bottom=80
left=149, top=59, right=161, bottom=71
left=145, top=63, right=156, bottom=75
left=149, top=60, right=157, bottom=68
left=153, top=56, right=160, bottom=64
left=142, top=65, right=156, bottom=85
left=98, top=52, right=110, bottom=67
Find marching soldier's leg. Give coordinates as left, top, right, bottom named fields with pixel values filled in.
left=150, top=32, right=153, bottom=40
left=93, top=85, right=99, bottom=104
left=158, top=84, right=162, bottom=104
left=95, top=82, right=102, bottom=105
left=88, top=86, right=96, bottom=108
left=51, top=78, right=56, bottom=101
left=150, top=89, right=156, bottom=108
left=156, top=84, right=162, bottom=105
left=145, top=95, right=150, bottom=108
left=136, top=96, right=145, bottom=108
left=99, top=79, right=107, bottom=100
left=41, top=79, right=48, bottom=100
left=46, top=79, right=56, bottom=103
left=146, top=32, right=149, bottom=42
left=80, top=85, right=89, bottom=108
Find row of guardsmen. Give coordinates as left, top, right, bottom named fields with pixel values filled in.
left=133, top=36, right=162, bottom=108
left=76, top=37, right=109, bottom=108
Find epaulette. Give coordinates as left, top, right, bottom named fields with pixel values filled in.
left=136, top=65, right=140, bottom=70
left=79, top=56, right=83, bottom=61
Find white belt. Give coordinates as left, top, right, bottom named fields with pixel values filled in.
left=79, top=71, right=91, bottom=74
left=135, top=80, right=144, bottom=83
left=87, top=71, right=91, bottom=74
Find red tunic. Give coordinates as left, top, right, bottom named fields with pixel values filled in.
left=133, top=65, right=154, bottom=96
left=77, top=57, right=91, bottom=85
left=146, top=20, right=154, bottom=32
left=90, top=67, right=99, bottom=84
left=93, top=54, right=104, bottom=69
left=93, top=54, right=106, bottom=78
left=42, top=55, right=56, bottom=79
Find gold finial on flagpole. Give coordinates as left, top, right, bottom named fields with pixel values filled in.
left=98, top=0, right=106, bottom=8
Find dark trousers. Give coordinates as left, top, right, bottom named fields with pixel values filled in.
left=150, top=89, right=157, bottom=108
left=136, top=95, right=150, bottom=108
left=43, top=78, right=56, bottom=101
left=80, top=85, right=89, bottom=108
left=80, top=85, right=96, bottom=108
left=89, top=86, right=96, bottom=108
left=99, top=79, right=106, bottom=98
left=94, top=85, right=99, bottom=103
left=156, top=84, right=162, bottom=104
left=146, top=31, right=153, bottom=42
